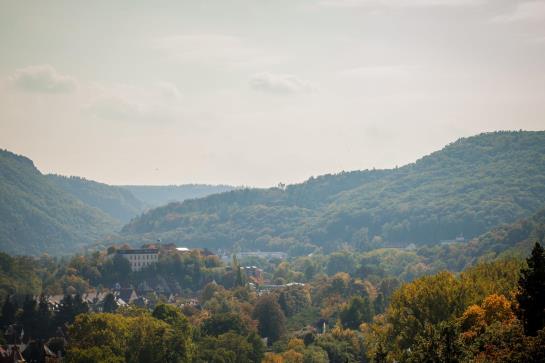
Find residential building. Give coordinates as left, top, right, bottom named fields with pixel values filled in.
left=116, top=248, right=159, bottom=272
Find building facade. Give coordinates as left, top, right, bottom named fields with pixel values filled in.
left=116, top=248, right=159, bottom=272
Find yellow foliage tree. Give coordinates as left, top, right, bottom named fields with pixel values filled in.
left=262, top=352, right=284, bottom=363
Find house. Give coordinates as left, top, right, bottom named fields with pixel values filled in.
left=0, top=345, right=25, bottom=363
left=116, top=248, right=159, bottom=272
left=22, top=341, right=62, bottom=363
left=115, top=288, right=138, bottom=305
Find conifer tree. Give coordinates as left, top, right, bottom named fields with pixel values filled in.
left=517, top=242, right=545, bottom=336
left=0, top=296, right=17, bottom=328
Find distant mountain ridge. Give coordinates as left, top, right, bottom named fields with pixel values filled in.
left=0, top=149, right=238, bottom=255
left=46, top=175, right=146, bottom=223
left=121, top=131, right=545, bottom=253
left=121, top=184, right=237, bottom=208
left=0, top=149, right=119, bottom=255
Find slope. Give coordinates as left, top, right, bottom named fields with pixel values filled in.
left=0, top=150, right=119, bottom=255
left=121, top=131, right=545, bottom=252
left=47, top=175, right=146, bottom=223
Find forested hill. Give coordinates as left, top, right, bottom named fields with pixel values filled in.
left=121, top=184, right=237, bottom=208
left=121, top=131, right=545, bottom=253
left=0, top=150, right=119, bottom=255
left=47, top=175, right=146, bottom=223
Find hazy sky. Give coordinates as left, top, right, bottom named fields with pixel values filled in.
left=1, top=0, right=544, bottom=187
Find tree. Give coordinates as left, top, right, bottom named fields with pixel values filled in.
left=340, top=295, right=372, bottom=329
left=66, top=313, right=129, bottom=362
left=195, top=332, right=258, bottom=363
left=0, top=296, right=17, bottom=328
left=406, top=321, right=462, bottom=363
left=55, top=294, right=89, bottom=328
left=20, top=295, right=39, bottom=339
left=517, top=242, right=545, bottom=336
left=35, top=294, right=52, bottom=339
left=102, top=293, right=118, bottom=313
left=201, top=312, right=249, bottom=336
left=152, top=304, right=194, bottom=362
left=253, top=295, right=286, bottom=344
left=67, top=312, right=194, bottom=363
left=278, top=285, right=311, bottom=317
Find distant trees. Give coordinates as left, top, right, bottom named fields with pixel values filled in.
left=121, top=132, right=545, bottom=255
left=517, top=242, right=545, bottom=336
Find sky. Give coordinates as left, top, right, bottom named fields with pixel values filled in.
left=1, top=0, right=544, bottom=187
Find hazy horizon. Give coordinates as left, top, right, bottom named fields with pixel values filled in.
left=1, top=0, right=545, bottom=187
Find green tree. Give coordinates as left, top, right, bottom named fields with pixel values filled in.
left=102, top=293, right=118, bottom=313
left=278, top=285, right=311, bottom=317
left=35, top=294, right=52, bottom=339
left=253, top=295, right=286, bottom=344
left=20, top=296, right=39, bottom=338
left=195, top=332, right=259, bottom=363
left=340, top=295, right=372, bottom=329
left=67, top=312, right=194, bottom=363
left=517, top=242, right=545, bottom=336
left=201, top=312, right=249, bottom=336
left=152, top=304, right=194, bottom=362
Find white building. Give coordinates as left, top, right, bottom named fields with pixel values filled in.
left=116, top=248, right=159, bottom=272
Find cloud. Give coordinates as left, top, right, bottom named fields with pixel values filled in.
left=492, top=1, right=545, bottom=23
left=318, top=0, right=484, bottom=8
left=83, top=82, right=184, bottom=122
left=7, top=65, right=77, bottom=93
left=85, top=94, right=143, bottom=121
left=250, top=73, right=315, bottom=94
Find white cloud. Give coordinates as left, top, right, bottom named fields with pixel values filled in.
left=492, top=1, right=545, bottom=22
left=84, top=94, right=143, bottom=121
left=318, top=0, right=484, bottom=8
left=7, top=65, right=77, bottom=93
left=83, top=82, right=184, bottom=122
left=250, top=73, right=315, bottom=94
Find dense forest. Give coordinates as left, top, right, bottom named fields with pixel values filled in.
left=1, top=240, right=544, bottom=362
left=0, top=150, right=119, bottom=255
left=121, top=131, right=545, bottom=253
left=47, top=175, right=146, bottom=223
left=0, top=149, right=237, bottom=255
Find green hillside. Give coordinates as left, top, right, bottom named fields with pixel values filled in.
left=422, top=206, right=545, bottom=272
left=0, top=150, right=119, bottom=255
left=121, top=131, right=545, bottom=252
left=121, top=184, right=237, bottom=207
left=48, top=174, right=146, bottom=223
